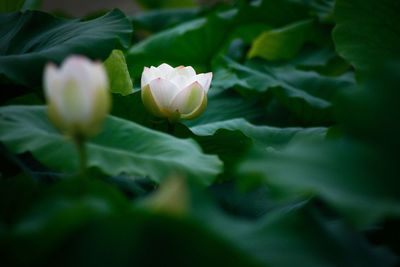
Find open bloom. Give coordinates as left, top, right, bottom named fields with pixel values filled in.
left=44, top=55, right=110, bottom=137
left=141, top=63, right=212, bottom=121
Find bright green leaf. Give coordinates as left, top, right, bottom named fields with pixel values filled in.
left=0, top=105, right=222, bottom=185
left=248, top=19, right=317, bottom=61
left=104, top=50, right=134, bottom=96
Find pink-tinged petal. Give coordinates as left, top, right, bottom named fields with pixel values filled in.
left=170, top=81, right=205, bottom=115
left=149, top=77, right=180, bottom=110
left=196, top=72, right=212, bottom=93
left=175, top=66, right=196, bottom=78
left=169, top=66, right=197, bottom=89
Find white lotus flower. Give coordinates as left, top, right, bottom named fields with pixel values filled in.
left=141, top=63, right=212, bottom=121
left=44, top=55, right=110, bottom=137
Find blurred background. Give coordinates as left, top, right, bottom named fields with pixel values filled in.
left=42, top=0, right=141, bottom=16
left=41, top=0, right=228, bottom=16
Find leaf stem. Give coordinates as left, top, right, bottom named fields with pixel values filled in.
left=74, top=135, right=87, bottom=178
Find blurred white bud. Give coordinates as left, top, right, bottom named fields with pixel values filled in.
left=141, top=63, right=212, bottom=121
left=44, top=55, right=110, bottom=137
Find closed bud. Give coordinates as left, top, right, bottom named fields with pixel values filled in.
left=141, top=63, right=212, bottom=122
left=44, top=55, right=110, bottom=137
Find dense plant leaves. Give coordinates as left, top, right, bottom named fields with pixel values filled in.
left=0, top=9, right=132, bottom=86
left=188, top=191, right=395, bottom=267
left=1, top=0, right=398, bottom=266
left=238, top=63, right=400, bottom=229
left=8, top=204, right=262, bottom=267
left=238, top=139, right=400, bottom=228
left=214, top=58, right=354, bottom=125
left=333, top=0, right=400, bottom=72
left=0, top=106, right=222, bottom=185
left=126, top=0, right=316, bottom=80
left=236, top=205, right=395, bottom=267
left=104, top=50, right=133, bottom=96
left=4, top=176, right=395, bottom=267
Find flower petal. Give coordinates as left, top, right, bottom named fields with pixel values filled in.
left=44, top=63, right=60, bottom=103
left=141, top=84, right=166, bottom=118
left=149, top=77, right=180, bottom=111
left=59, top=56, right=93, bottom=122
left=157, top=63, right=175, bottom=79
left=196, top=72, right=212, bottom=93
left=170, top=81, right=205, bottom=115
left=89, top=62, right=108, bottom=92
left=141, top=67, right=153, bottom=87
left=175, top=66, right=196, bottom=78
left=169, top=66, right=197, bottom=89
left=181, top=94, right=207, bottom=120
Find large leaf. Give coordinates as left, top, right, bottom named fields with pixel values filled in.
left=0, top=9, right=132, bottom=86
left=333, top=0, right=400, bottom=72
left=190, top=118, right=327, bottom=147
left=0, top=106, right=222, bottom=185
left=127, top=15, right=231, bottom=79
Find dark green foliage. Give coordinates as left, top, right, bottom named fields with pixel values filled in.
left=1, top=0, right=399, bottom=266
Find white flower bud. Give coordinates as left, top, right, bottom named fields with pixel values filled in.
left=141, top=63, right=212, bottom=121
left=44, top=55, right=110, bottom=137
